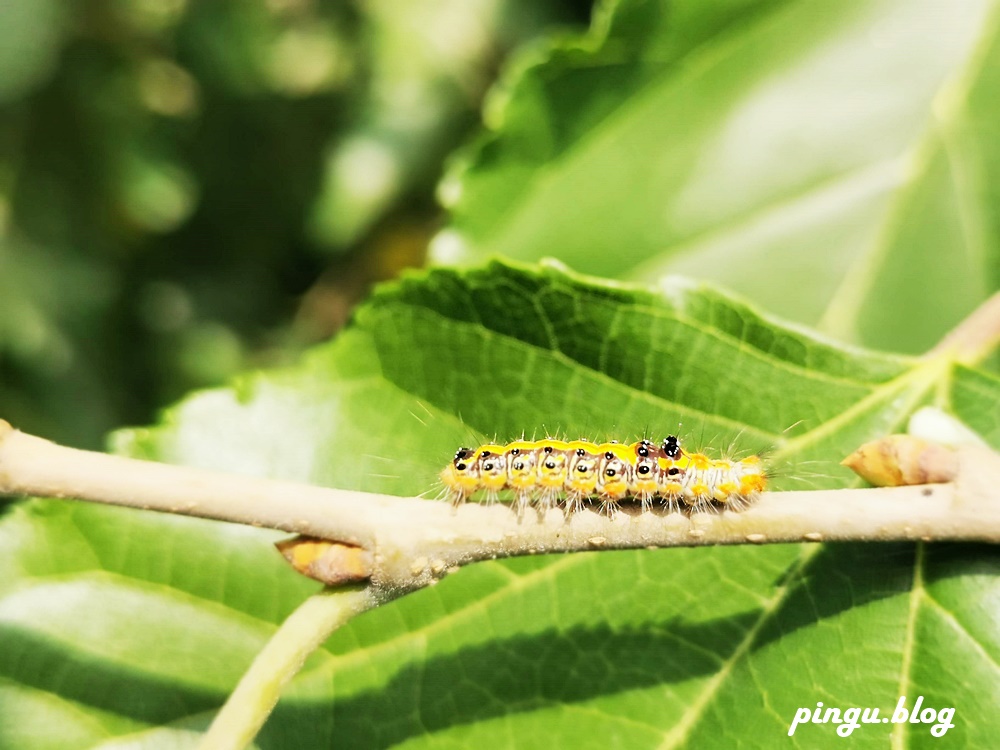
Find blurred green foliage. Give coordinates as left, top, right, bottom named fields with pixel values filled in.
left=439, top=0, right=1000, bottom=356
left=0, top=0, right=589, bottom=448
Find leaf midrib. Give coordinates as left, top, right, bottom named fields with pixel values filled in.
left=774, top=357, right=948, bottom=460
left=818, top=0, right=1000, bottom=338
left=654, top=543, right=822, bottom=750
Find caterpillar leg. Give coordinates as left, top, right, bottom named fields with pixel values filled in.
left=598, top=498, right=621, bottom=517
left=720, top=493, right=753, bottom=512
left=658, top=491, right=681, bottom=514
left=636, top=491, right=657, bottom=514
left=561, top=494, right=585, bottom=516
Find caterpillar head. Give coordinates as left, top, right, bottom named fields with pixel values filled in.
left=661, top=435, right=682, bottom=459
left=440, top=446, right=481, bottom=500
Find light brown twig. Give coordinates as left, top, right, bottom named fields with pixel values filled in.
left=3, top=420, right=999, bottom=594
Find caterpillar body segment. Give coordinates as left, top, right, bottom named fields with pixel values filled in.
left=472, top=444, right=507, bottom=502
left=441, top=435, right=767, bottom=514
left=563, top=440, right=600, bottom=513
left=630, top=439, right=660, bottom=512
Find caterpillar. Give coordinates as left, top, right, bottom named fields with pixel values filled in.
left=441, top=436, right=767, bottom=514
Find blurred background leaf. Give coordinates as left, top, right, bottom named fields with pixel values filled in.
left=435, top=0, right=1000, bottom=355
left=0, top=0, right=590, bottom=448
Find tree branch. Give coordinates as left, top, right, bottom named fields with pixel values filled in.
left=2, top=419, right=1000, bottom=595
left=926, top=288, right=1000, bottom=364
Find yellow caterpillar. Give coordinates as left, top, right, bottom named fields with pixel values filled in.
left=441, top=436, right=767, bottom=514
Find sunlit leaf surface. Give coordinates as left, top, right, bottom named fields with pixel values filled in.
left=3, top=261, right=998, bottom=748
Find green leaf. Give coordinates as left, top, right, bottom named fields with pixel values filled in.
left=0, top=0, right=65, bottom=102
left=2, top=261, right=999, bottom=748
left=436, top=0, right=1000, bottom=353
